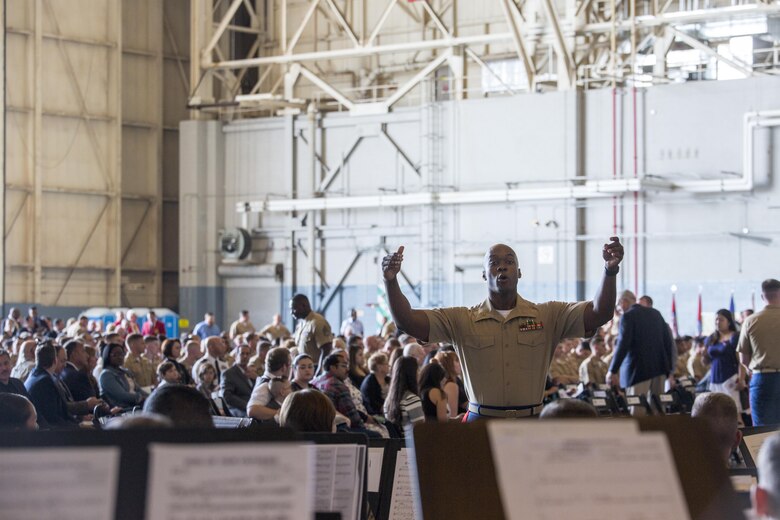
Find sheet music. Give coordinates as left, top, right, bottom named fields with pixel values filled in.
left=146, top=443, right=311, bottom=520
left=313, top=444, right=363, bottom=520
left=488, top=423, right=690, bottom=520
left=0, top=447, right=120, bottom=520
left=744, top=432, right=775, bottom=465
left=388, top=448, right=419, bottom=520
left=368, top=447, right=384, bottom=493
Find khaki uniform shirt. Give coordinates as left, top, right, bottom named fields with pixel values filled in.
left=687, top=351, right=707, bottom=381
left=549, top=357, right=579, bottom=384
left=381, top=321, right=397, bottom=339
left=260, top=323, right=292, bottom=342
left=124, top=353, right=156, bottom=388
left=229, top=320, right=255, bottom=340
left=674, top=351, right=690, bottom=378
left=579, top=356, right=608, bottom=385
left=294, top=311, right=333, bottom=362
left=424, top=296, right=588, bottom=406
left=737, top=305, right=780, bottom=371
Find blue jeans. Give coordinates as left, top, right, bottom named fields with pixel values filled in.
left=750, top=372, right=780, bottom=426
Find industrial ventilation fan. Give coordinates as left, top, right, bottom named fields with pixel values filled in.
left=219, top=227, right=252, bottom=260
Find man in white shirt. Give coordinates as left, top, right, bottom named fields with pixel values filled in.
left=340, top=308, right=364, bottom=337
left=192, top=336, right=230, bottom=385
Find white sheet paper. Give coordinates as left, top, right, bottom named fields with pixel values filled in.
left=488, top=422, right=690, bottom=520
left=0, top=447, right=120, bottom=520
left=146, top=443, right=312, bottom=520
left=744, top=431, right=775, bottom=465
left=367, top=447, right=385, bottom=493
left=313, top=444, right=364, bottom=520
left=388, top=448, right=419, bottom=520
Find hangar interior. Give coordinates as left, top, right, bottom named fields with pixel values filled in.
left=3, top=0, right=780, bottom=334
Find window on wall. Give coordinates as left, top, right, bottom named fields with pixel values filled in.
left=481, top=58, right=529, bottom=95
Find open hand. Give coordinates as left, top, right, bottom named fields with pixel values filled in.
left=602, top=237, right=624, bottom=269
left=382, top=246, right=404, bottom=282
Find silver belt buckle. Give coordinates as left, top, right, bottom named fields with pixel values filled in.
left=507, top=409, right=522, bottom=419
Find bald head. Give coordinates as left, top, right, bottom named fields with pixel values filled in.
left=617, top=290, right=637, bottom=313
left=205, top=336, right=226, bottom=358
left=290, top=294, right=312, bottom=320
left=403, top=343, right=425, bottom=366
left=483, top=244, right=521, bottom=296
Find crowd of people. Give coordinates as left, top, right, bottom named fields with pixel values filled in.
left=0, top=277, right=778, bottom=517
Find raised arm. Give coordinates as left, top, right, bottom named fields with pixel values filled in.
left=382, top=247, right=430, bottom=341
left=583, top=237, right=624, bottom=332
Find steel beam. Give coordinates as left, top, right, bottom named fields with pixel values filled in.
left=202, top=0, right=243, bottom=62
left=324, top=0, right=360, bottom=47
left=318, top=134, right=364, bottom=192
left=670, top=27, right=755, bottom=77
left=298, top=64, right=356, bottom=110
left=318, top=250, right=363, bottom=314
left=385, top=51, right=450, bottom=109
left=287, top=0, right=321, bottom=55
left=500, top=0, right=535, bottom=91
left=541, top=0, right=577, bottom=88
left=380, top=125, right=421, bottom=175
left=366, top=0, right=398, bottom=47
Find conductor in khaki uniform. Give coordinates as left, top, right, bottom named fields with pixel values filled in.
left=381, top=238, right=624, bottom=420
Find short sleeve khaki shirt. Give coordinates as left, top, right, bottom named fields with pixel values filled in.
left=737, top=305, right=780, bottom=371
left=124, top=353, right=156, bottom=388
left=424, top=295, right=588, bottom=406
left=294, top=311, right=333, bottom=361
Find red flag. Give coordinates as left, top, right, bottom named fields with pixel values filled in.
left=696, top=291, right=703, bottom=336
left=671, top=292, right=679, bottom=338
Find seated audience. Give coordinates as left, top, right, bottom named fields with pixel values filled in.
left=157, top=361, right=181, bottom=387
left=691, top=392, right=742, bottom=467
left=99, top=343, right=147, bottom=409
left=434, top=351, right=467, bottom=417
left=385, top=356, right=425, bottom=431
left=361, top=352, right=390, bottom=416
left=220, top=343, right=255, bottom=417
left=161, top=338, right=192, bottom=386
left=0, top=350, right=35, bottom=400
left=60, top=340, right=98, bottom=401
left=143, top=385, right=214, bottom=428
left=247, top=347, right=291, bottom=421
left=549, top=343, right=579, bottom=385
left=196, top=363, right=231, bottom=417
left=348, top=343, right=367, bottom=388
left=248, top=340, right=272, bottom=377
left=10, top=339, right=36, bottom=382
left=754, top=433, right=780, bottom=519
left=389, top=347, right=403, bottom=369
left=579, top=335, right=609, bottom=386
left=291, top=353, right=316, bottom=391
left=418, top=362, right=449, bottom=422
left=52, top=344, right=104, bottom=418
left=25, top=342, right=79, bottom=428
left=539, top=399, right=599, bottom=419
left=178, top=340, right=201, bottom=372
left=124, top=333, right=156, bottom=390
left=279, top=389, right=336, bottom=433
left=191, top=336, right=229, bottom=386
left=144, top=334, right=163, bottom=366
left=402, top=343, right=425, bottom=367
left=267, top=376, right=291, bottom=412
left=0, top=393, right=38, bottom=431
left=315, top=352, right=381, bottom=437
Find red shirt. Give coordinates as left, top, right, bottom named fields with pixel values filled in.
left=142, top=320, right=167, bottom=336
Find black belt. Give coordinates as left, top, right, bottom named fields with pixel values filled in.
left=467, top=402, right=543, bottom=418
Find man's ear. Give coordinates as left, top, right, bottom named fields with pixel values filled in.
left=518, top=269, right=522, bottom=279
left=482, top=270, right=487, bottom=281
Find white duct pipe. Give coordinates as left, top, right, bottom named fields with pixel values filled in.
left=236, top=110, right=778, bottom=214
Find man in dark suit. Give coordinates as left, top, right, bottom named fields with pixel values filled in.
left=606, top=290, right=674, bottom=415
left=60, top=339, right=98, bottom=402
left=220, top=344, right=255, bottom=417
left=25, top=342, right=80, bottom=428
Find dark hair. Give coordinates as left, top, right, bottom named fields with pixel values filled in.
left=143, top=385, right=214, bottom=428
left=763, top=279, right=780, bottom=294
left=143, top=335, right=157, bottom=343
left=348, top=344, right=366, bottom=379
left=347, top=335, right=362, bottom=348
left=418, top=362, right=446, bottom=393
left=101, top=343, right=125, bottom=368
left=322, top=352, right=344, bottom=372
left=293, top=353, right=313, bottom=367
left=539, top=399, right=598, bottom=419
left=157, top=361, right=176, bottom=378
left=35, top=342, right=56, bottom=369
left=279, top=389, right=335, bottom=433
left=0, top=394, right=35, bottom=430
left=708, top=309, right=737, bottom=345
left=385, top=356, right=420, bottom=426
left=63, top=339, right=83, bottom=360
left=265, top=347, right=291, bottom=373
left=161, top=338, right=180, bottom=359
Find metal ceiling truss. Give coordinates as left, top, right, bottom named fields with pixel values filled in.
left=190, top=0, right=780, bottom=116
